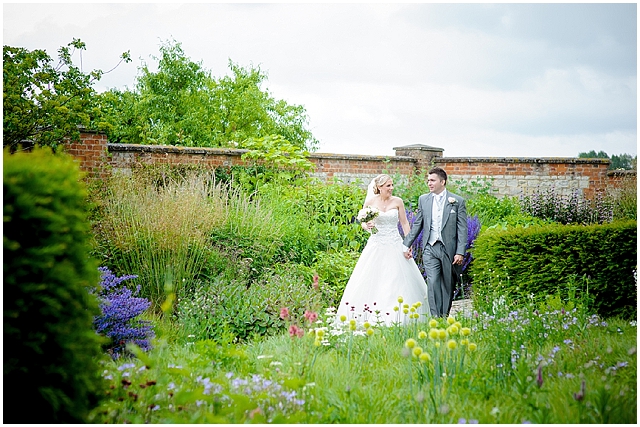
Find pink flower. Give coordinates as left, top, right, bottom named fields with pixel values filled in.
left=312, top=274, right=319, bottom=290
left=279, top=307, right=289, bottom=319
left=288, top=324, right=304, bottom=338
left=304, top=310, right=318, bottom=323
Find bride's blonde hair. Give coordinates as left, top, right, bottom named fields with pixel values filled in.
left=372, top=174, right=392, bottom=195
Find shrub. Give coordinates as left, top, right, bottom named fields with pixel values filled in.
left=92, top=267, right=155, bottom=358
left=467, top=194, right=528, bottom=228
left=3, top=147, right=105, bottom=423
left=469, top=220, right=637, bottom=319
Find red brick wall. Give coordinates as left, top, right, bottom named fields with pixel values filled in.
left=65, top=130, right=635, bottom=199
left=63, top=130, right=109, bottom=179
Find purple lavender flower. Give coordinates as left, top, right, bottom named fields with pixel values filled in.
left=91, top=267, right=154, bottom=358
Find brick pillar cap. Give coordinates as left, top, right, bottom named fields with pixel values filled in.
left=393, top=144, right=444, bottom=152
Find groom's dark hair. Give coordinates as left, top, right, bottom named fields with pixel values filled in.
left=428, top=167, right=447, bottom=185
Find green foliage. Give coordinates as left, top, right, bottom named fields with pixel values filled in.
left=3, top=147, right=106, bottom=422
left=466, top=194, right=541, bottom=229
left=259, top=178, right=369, bottom=255
left=309, top=250, right=360, bottom=307
left=97, top=39, right=318, bottom=151
left=3, top=39, right=130, bottom=150
left=175, top=267, right=324, bottom=343
left=468, top=221, right=637, bottom=319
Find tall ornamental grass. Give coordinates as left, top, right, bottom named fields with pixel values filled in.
left=94, top=171, right=225, bottom=309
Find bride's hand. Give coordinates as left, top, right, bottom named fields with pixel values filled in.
left=362, top=221, right=373, bottom=231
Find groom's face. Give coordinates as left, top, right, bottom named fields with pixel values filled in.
left=427, top=173, right=446, bottom=195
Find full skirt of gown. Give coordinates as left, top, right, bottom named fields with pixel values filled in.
left=336, top=209, right=429, bottom=326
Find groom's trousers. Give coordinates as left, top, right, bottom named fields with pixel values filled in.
left=423, top=241, right=454, bottom=317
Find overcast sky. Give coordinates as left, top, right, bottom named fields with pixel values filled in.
left=3, top=2, right=637, bottom=158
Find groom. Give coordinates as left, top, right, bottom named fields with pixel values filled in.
left=403, top=167, right=467, bottom=317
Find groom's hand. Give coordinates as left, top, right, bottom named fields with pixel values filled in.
left=404, top=247, right=413, bottom=259
left=453, top=254, right=464, bottom=265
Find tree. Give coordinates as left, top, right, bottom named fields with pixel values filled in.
left=96, top=39, right=318, bottom=151
left=3, top=39, right=130, bottom=150
left=578, top=150, right=609, bottom=159
left=578, top=150, right=637, bottom=170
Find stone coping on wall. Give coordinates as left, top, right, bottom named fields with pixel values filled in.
left=107, top=143, right=248, bottom=156
left=107, top=143, right=416, bottom=163
left=436, top=156, right=610, bottom=165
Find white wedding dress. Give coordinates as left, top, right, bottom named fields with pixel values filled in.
left=336, top=209, right=430, bottom=326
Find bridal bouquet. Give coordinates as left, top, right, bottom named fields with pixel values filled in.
left=357, top=206, right=380, bottom=234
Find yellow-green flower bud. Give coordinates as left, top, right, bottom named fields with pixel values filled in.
left=349, top=323, right=357, bottom=331
left=447, top=316, right=455, bottom=325
left=460, top=338, right=469, bottom=346
left=428, top=328, right=438, bottom=339
left=403, top=308, right=409, bottom=314
left=349, top=319, right=356, bottom=326
left=412, top=346, right=423, bottom=357
left=397, top=296, right=404, bottom=303
left=418, top=330, right=427, bottom=339
left=366, top=328, right=374, bottom=337
left=468, top=343, right=477, bottom=351
left=405, top=338, right=417, bottom=349
left=403, top=303, right=409, bottom=309
left=363, top=321, right=371, bottom=329
left=448, top=325, right=459, bottom=335
left=314, top=339, right=321, bottom=347
left=435, top=341, right=441, bottom=348
left=447, top=340, right=457, bottom=350
left=454, top=321, right=462, bottom=329
left=316, top=329, right=325, bottom=337
left=340, top=315, right=347, bottom=322
left=410, top=306, right=416, bottom=312
left=438, top=329, right=447, bottom=340
left=429, top=318, right=438, bottom=328
left=419, top=352, right=431, bottom=363
left=393, top=306, right=399, bottom=312
left=414, top=301, right=422, bottom=308
left=461, top=327, right=471, bottom=336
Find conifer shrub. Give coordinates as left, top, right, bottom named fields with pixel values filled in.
left=469, top=220, right=637, bottom=319
left=3, top=147, right=105, bottom=423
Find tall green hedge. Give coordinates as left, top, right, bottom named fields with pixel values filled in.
left=3, top=147, right=105, bottom=423
left=468, top=221, right=637, bottom=319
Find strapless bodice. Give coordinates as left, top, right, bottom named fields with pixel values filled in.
left=369, top=209, right=402, bottom=245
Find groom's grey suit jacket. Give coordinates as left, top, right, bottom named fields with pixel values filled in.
left=403, top=191, right=468, bottom=270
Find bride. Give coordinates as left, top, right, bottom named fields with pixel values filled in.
left=336, top=174, right=429, bottom=326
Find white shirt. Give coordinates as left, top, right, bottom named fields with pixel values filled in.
left=427, top=190, right=446, bottom=246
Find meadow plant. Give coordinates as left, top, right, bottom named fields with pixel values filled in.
left=92, top=267, right=154, bottom=358
left=93, top=171, right=225, bottom=309
left=520, top=186, right=613, bottom=225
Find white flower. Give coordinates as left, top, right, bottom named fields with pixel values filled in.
left=448, top=197, right=456, bottom=204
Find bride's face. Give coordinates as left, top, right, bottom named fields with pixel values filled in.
left=378, top=180, right=394, bottom=196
